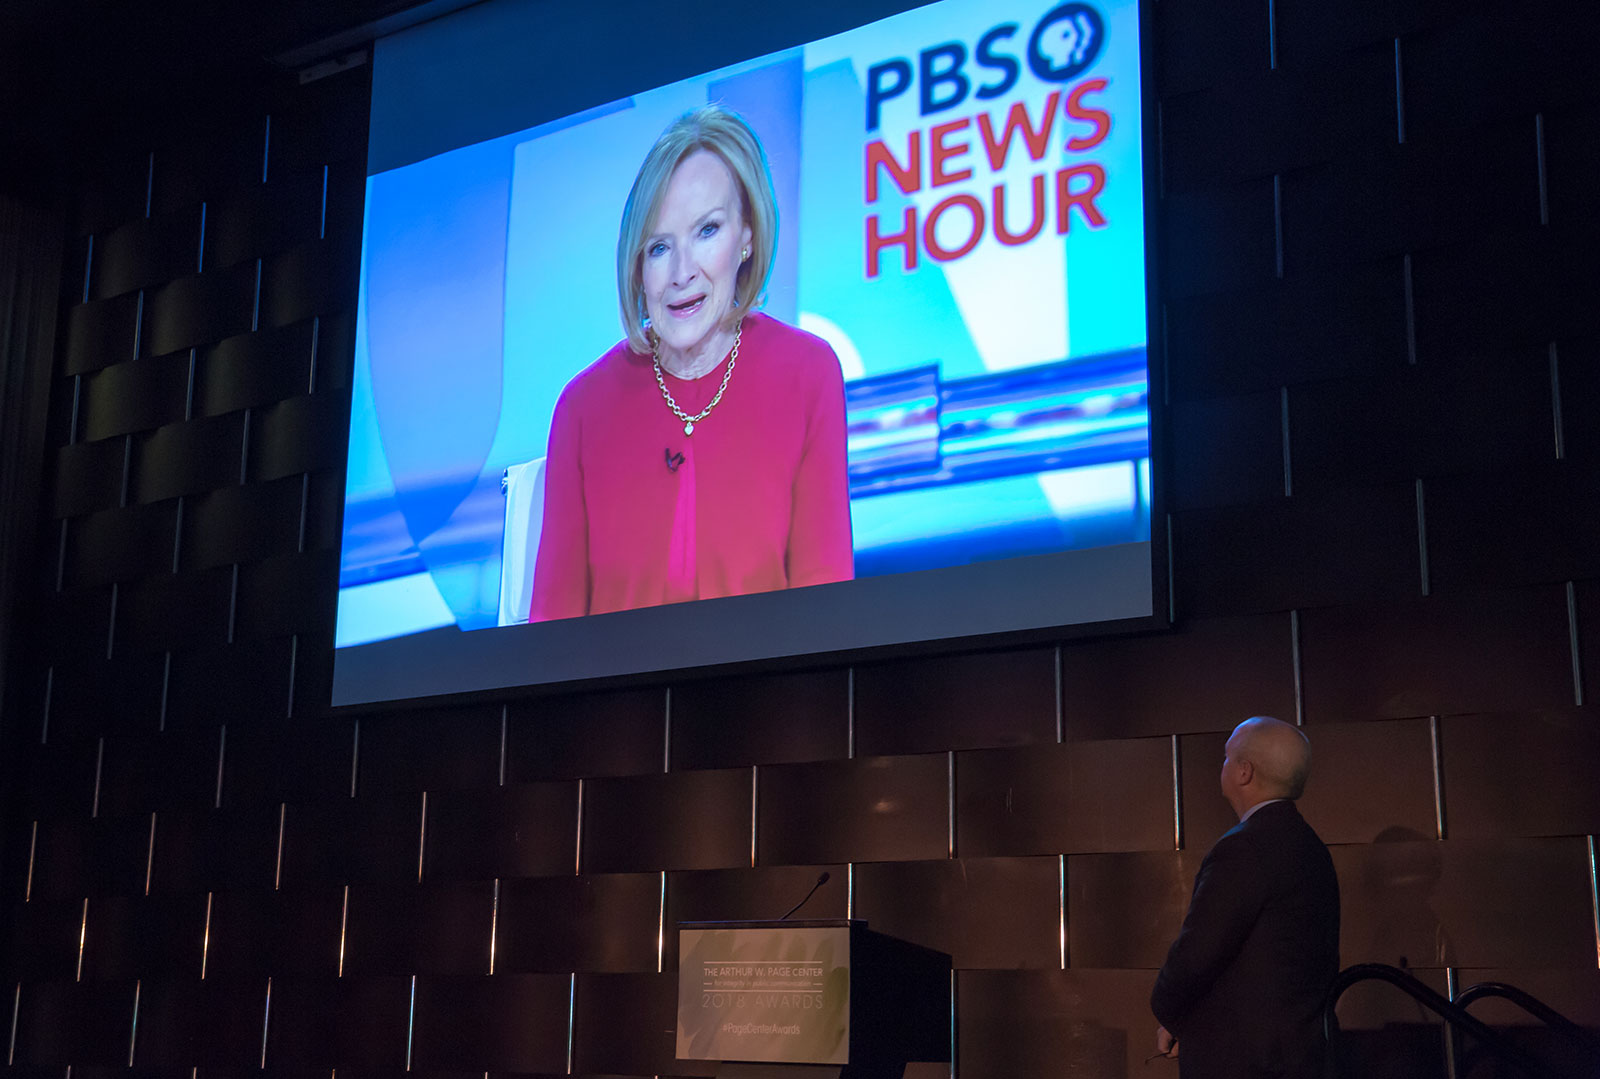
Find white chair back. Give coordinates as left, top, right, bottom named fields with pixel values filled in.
left=498, top=457, right=547, bottom=625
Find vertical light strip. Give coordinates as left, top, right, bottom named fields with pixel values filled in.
left=286, top=635, right=299, bottom=718
left=663, top=687, right=672, bottom=772
left=54, top=520, right=67, bottom=594
left=144, top=151, right=154, bottom=217
left=250, top=259, right=262, bottom=331
left=144, top=813, right=156, bottom=895
left=417, top=792, right=428, bottom=883
left=1393, top=38, right=1406, bottom=143
left=749, top=766, right=758, bottom=868
left=320, top=165, right=329, bottom=240
left=350, top=720, right=361, bottom=797
left=159, top=651, right=172, bottom=729
left=1535, top=113, right=1548, bottom=225
left=1587, top=835, right=1598, bottom=969
left=107, top=583, right=119, bottom=659
left=226, top=564, right=239, bottom=643
left=297, top=475, right=309, bottom=553
left=405, top=975, right=416, bottom=1071
left=1568, top=582, right=1585, bottom=707
left=25, top=822, right=37, bottom=901
left=1058, top=854, right=1067, bottom=970
left=338, top=885, right=349, bottom=976
left=489, top=878, right=499, bottom=975
left=1429, top=716, right=1447, bottom=841
left=946, top=752, right=955, bottom=859
left=260, top=978, right=272, bottom=1069
left=215, top=725, right=227, bottom=808
left=67, top=375, right=81, bottom=444
left=183, top=350, right=196, bottom=420
left=308, top=315, right=321, bottom=393
left=1442, top=968, right=1459, bottom=1078
left=1053, top=646, right=1063, bottom=743
left=574, top=779, right=585, bottom=876
left=565, top=973, right=577, bottom=1074
left=196, top=202, right=207, bottom=272
left=1402, top=254, right=1417, bottom=365
left=131, top=291, right=144, bottom=361
left=1290, top=610, right=1305, bottom=725
left=498, top=705, right=508, bottom=786
left=1279, top=387, right=1293, bottom=496
left=1272, top=174, right=1284, bottom=278
left=1267, top=0, right=1278, bottom=69
left=201, top=892, right=213, bottom=978
left=91, top=738, right=104, bottom=818
left=127, top=980, right=140, bottom=1066
left=1171, top=735, right=1183, bottom=851
left=7, top=984, right=18, bottom=1064
left=41, top=666, right=52, bottom=742
left=846, top=863, right=854, bottom=919
left=82, top=234, right=94, bottom=301
left=274, top=803, right=286, bottom=890
left=657, top=871, right=667, bottom=973
left=262, top=115, right=272, bottom=184
left=119, top=437, right=133, bottom=506
left=846, top=668, right=855, bottom=758
left=77, top=898, right=88, bottom=980
left=1550, top=343, right=1565, bottom=459
left=1414, top=479, right=1430, bottom=596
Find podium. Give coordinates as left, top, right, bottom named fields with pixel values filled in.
left=676, top=919, right=951, bottom=1079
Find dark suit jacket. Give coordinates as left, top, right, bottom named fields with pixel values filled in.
left=1151, top=799, right=1341, bottom=1079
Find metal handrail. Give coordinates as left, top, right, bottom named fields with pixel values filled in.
left=1455, top=981, right=1596, bottom=1045
left=1323, top=963, right=1553, bottom=1078
left=1453, top=980, right=1600, bottom=1077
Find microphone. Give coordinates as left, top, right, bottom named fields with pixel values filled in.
left=778, top=871, right=830, bottom=920
left=665, top=448, right=684, bottom=473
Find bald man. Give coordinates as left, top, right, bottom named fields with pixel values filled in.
left=1150, top=717, right=1340, bottom=1079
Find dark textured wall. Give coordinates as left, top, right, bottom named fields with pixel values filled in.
left=3, top=3, right=1599, bottom=1077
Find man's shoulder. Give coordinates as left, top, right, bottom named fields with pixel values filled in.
left=1199, top=819, right=1267, bottom=875
left=1241, top=799, right=1309, bottom=831
left=1238, top=801, right=1338, bottom=879
left=1214, top=802, right=1318, bottom=857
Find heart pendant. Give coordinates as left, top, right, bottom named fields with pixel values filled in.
left=684, top=421, right=695, bottom=436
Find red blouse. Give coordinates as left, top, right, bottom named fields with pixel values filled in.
left=529, top=312, right=854, bottom=622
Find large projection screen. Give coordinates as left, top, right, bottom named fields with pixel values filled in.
left=333, top=0, right=1161, bottom=705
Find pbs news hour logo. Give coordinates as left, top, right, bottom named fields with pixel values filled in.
left=860, top=2, right=1118, bottom=278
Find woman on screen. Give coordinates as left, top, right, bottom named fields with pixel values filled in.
left=529, top=105, right=853, bottom=622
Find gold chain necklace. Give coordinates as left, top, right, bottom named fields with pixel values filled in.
left=653, top=321, right=741, bottom=436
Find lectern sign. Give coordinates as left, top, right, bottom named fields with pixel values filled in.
left=677, top=926, right=851, bottom=1064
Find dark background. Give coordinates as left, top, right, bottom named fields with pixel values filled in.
left=2, top=1, right=1598, bottom=1076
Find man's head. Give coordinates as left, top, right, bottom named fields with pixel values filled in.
left=1219, top=716, right=1312, bottom=819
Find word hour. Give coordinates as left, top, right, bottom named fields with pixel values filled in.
left=863, top=79, right=1114, bottom=278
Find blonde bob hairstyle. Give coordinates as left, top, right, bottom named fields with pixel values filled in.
left=616, top=104, right=778, bottom=354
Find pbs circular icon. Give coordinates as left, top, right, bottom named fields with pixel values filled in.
left=1027, top=2, right=1107, bottom=84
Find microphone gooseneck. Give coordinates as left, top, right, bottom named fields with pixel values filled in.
left=778, top=871, right=831, bottom=920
